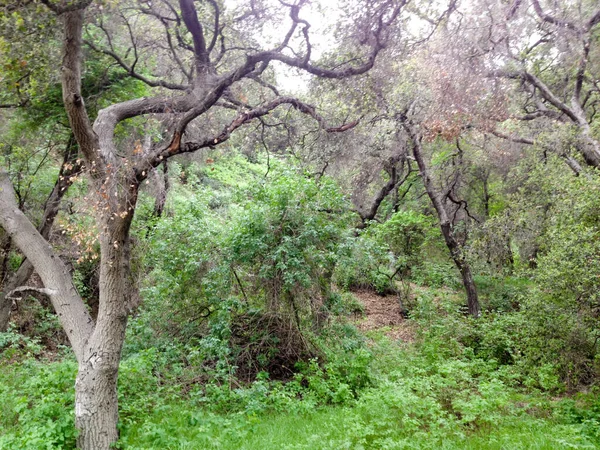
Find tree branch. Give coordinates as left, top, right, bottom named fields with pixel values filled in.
left=179, top=0, right=210, bottom=74
left=490, top=69, right=579, bottom=122
left=6, top=286, right=57, bottom=300
left=84, top=38, right=189, bottom=91
left=60, top=10, right=104, bottom=179
left=137, top=96, right=359, bottom=178
left=0, top=170, right=93, bottom=361
left=530, top=0, right=579, bottom=32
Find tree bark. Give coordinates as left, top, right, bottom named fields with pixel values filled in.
left=75, top=219, right=132, bottom=449
left=0, top=135, right=81, bottom=331
left=152, top=161, right=169, bottom=218
left=0, top=170, right=93, bottom=357
left=401, top=119, right=480, bottom=317
left=0, top=167, right=133, bottom=448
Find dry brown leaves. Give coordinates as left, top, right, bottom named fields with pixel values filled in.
left=352, top=290, right=416, bottom=343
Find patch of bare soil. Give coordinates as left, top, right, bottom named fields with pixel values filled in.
left=352, top=290, right=416, bottom=343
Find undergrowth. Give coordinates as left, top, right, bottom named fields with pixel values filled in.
left=2, top=287, right=599, bottom=449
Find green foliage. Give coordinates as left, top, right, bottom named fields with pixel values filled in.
left=411, top=259, right=460, bottom=288
left=335, top=233, right=396, bottom=293
left=0, top=327, right=43, bottom=362
left=0, top=359, right=77, bottom=449
left=4, top=324, right=599, bottom=450
left=227, top=167, right=350, bottom=309
left=335, top=210, right=447, bottom=294
left=131, top=155, right=356, bottom=382
left=474, top=275, right=530, bottom=312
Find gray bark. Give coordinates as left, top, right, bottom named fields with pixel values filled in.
left=401, top=119, right=481, bottom=317
left=0, top=170, right=93, bottom=358
left=0, top=135, right=81, bottom=331
left=75, top=223, right=132, bottom=449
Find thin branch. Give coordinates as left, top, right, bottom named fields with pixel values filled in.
left=206, top=0, right=220, bottom=54
left=574, top=37, right=591, bottom=102
left=84, top=39, right=189, bottom=91
left=490, top=70, right=578, bottom=122
left=6, top=286, right=57, bottom=300
left=137, top=96, right=360, bottom=178
left=488, top=129, right=534, bottom=145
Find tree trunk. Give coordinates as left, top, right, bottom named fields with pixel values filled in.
left=0, top=135, right=81, bottom=331
left=0, top=169, right=135, bottom=449
left=75, top=357, right=120, bottom=449
left=74, top=205, right=134, bottom=448
left=401, top=119, right=481, bottom=317
left=74, top=218, right=132, bottom=448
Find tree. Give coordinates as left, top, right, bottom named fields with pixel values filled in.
left=478, top=0, right=600, bottom=170
left=0, top=0, right=405, bottom=448
left=400, top=116, right=481, bottom=317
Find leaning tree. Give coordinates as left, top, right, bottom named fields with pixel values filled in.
left=0, top=0, right=406, bottom=448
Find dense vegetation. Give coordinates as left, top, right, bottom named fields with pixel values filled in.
left=1, top=0, right=600, bottom=449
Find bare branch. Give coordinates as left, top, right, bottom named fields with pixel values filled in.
left=530, top=0, right=579, bottom=32
left=506, top=0, right=523, bottom=19
left=206, top=0, right=220, bottom=54
left=6, top=286, right=57, bottom=300
left=489, top=70, right=578, bottom=122
left=248, top=74, right=281, bottom=97
left=489, top=129, right=585, bottom=176
left=84, top=39, right=189, bottom=91
left=488, top=129, right=534, bottom=145
left=179, top=0, right=210, bottom=73
left=137, top=96, right=360, bottom=178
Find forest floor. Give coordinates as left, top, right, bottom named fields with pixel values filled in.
left=353, top=289, right=416, bottom=342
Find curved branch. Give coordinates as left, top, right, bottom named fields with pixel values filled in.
left=137, top=96, right=359, bottom=178
left=60, top=10, right=104, bottom=179
left=84, top=39, right=189, bottom=91
left=530, top=0, right=579, bottom=32
left=490, top=70, right=578, bottom=122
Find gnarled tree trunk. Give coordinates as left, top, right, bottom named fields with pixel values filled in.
left=1, top=168, right=135, bottom=448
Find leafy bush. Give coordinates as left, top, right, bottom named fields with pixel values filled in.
left=335, top=210, right=440, bottom=295
left=131, top=155, right=357, bottom=382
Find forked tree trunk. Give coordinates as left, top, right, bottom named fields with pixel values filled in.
left=0, top=169, right=134, bottom=449
left=402, top=119, right=480, bottom=317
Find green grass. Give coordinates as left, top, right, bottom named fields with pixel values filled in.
left=1, top=288, right=600, bottom=450
left=116, top=394, right=597, bottom=450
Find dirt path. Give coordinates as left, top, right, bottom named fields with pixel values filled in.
left=352, top=290, right=416, bottom=342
